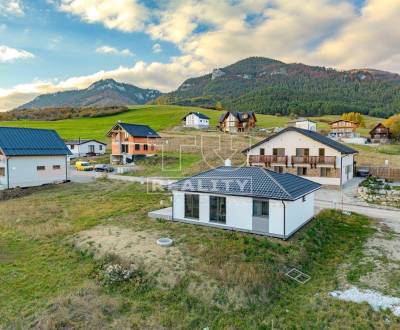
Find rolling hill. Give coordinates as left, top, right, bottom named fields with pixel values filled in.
left=155, top=57, right=400, bottom=118
left=17, top=79, right=162, bottom=109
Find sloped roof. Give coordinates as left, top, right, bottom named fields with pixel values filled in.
left=218, top=111, right=256, bottom=123
left=106, top=122, right=160, bottom=138
left=242, top=127, right=358, bottom=154
left=369, top=122, right=389, bottom=134
left=0, top=127, right=71, bottom=156
left=64, top=139, right=107, bottom=146
left=182, top=112, right=210, bottom=120
left=169, top=166, right=321, bottom=201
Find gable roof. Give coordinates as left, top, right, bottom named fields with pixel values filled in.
left=106, top=122, right=160, bottom=138
left=329, top=119, right=358, bottom=125
left=0, top=127, right=71, bottom=156
left=182, top=112, right=210, bottom=120
left=242, top=127, right=358, bottom=154
left=218, top=111, right=256, bottom=123
left=170, top=166, right=321, bottom=201
left=64, top=139, right=107, bottom=146
left=369, top=122, right=389, bottom=134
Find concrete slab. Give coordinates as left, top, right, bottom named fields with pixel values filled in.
left=148, top=207, right=173, bottom=220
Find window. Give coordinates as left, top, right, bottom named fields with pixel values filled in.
left=53, top=165, right=61, bottom=170
left=273, top=166, right=284, bottom=173
left=210, top=196, right=226, bottom=223
left=184, top=194, right=199, bottom=219
left=319, top=148, right=325, bottom=157
left=135, top=144, right=140, bottom=151
left=99, top=145, right=103, bottom=151
left=273, top=148, right=285, bottom=156
left=70, top=145, right=75, bottom=150
left=259, top=148, right=265, bottom=156
left=121, top=144, right=128, bottom=153
left=0, top=167, right=5, bottom=177
left=144, top=144, right=148, bottom=151
left=253, top=200, right=269, bottom=217
left=296, top=148, right=309, bottom=156
left=320, top=167, right=331, bottom=177
left=302, top=196, right=306, bottom=202
left=89, top=145, right=95, bottom=153
left=37, top=166, right=45, bottom=171
left=297, top=167, right=307, bottom=175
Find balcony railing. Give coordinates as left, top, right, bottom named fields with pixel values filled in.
left=249, top=155, right=336, bottom=168
left=248, top=155, right=288, bottom=166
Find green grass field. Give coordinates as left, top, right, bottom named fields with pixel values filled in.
left=0, top=105, right=384, bottom=140
left=2, top=181, right=398, bottom=328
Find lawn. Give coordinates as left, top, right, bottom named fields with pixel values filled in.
left=0, top=105, right=384, bottom=140
left=0, top=180, right=398, bottom=328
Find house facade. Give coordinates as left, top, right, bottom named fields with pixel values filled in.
left=329, top=120, right=359, bottom=139
left=369, top=123, right=391, bottom=143
left=65, top=139, right=107, bottom=157
left=106, top=122, right=160, bottom=164
left=182, top=112, right=210, bottom=129
left=287, top=118, right=316, bottom=131
left=244, top=127, right=358, bottom=186
left=169, top=166, right=321, bottom=239
left=218, top=111, right=256, bottom=133
left=0, top=127, right=71, bottom=190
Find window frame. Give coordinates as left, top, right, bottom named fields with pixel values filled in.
left=209, top=195, right=226, bottom=224
left=135, top=144, right=140, bottom=151
left=37, top=166, right=46, bottom=171
left=0, top=167, right=5, bottom=177
left=184, top=194, right=200, bottom=220
left=253, top=199, right=269, bottom=218
left=53, top=165, right=61, bottom=170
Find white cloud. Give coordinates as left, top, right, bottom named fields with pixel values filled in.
left=0, top=0, right=24, bottom=16
left=0, top=45, right=34, bottom=63
left=96, top=45, right=134, bottom=57
left=57, top=0, right=148, bottom=32
left=152, top=43, right=162, bottom=54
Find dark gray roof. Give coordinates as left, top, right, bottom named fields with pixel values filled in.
left=107, top=122, right=160, bottom=138
left=64, top=139, right=107, bottom=145
left=243, top=127, right=358, bottom=154
left=218, top=111, right=256, bottom=123
left=182, top=112, right=210, bottom=120
left=170, top=166, right=321, bottom=201
left=0, top=127, right=71, bottom=156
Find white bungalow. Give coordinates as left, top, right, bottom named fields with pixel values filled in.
left=182, top=112, right=210, bottom=129
left=164, top=166, right=321, bottom=239
left=65, top=139, right=107, bottom=157
left=0, top=127, right=71, bottom=190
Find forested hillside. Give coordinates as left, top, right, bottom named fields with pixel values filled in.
left=155, top=57, right=400, bottom=118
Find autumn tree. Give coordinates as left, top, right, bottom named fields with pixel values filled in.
left=384, top=113, right=400, bottom=140
left=341, top=112, right=365, bottom=127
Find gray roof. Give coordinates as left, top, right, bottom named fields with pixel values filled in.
left=243, top=127, right=358, bottom=154
left=0, top=127, right=71, bottom=156
left=107, top=122, right=160, bottom=138
left=218, top=111, right=256, bottom=123
left=64, top=139, right=107, bottom=146
left=170, top=166, right=321, bottom=201
left=182, top=112, right=210, bottom=120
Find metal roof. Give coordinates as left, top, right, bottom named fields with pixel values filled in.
left=243, top=127, right=358, bottom=154
left=218, top=111, right=256, bottom=123
left=0, top=127, right=71, bottom=156
left=182, top=112, right=210, bottom=120
left=169, top=166, right=321, bottom=201
left=64, top=139, right=107, bottom=146
left=106, top=122, right=160, bottom=138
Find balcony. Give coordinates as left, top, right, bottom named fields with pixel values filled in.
left=248, top=155, right=288, bottom=166
left=291, top=155, right=336, bottom=168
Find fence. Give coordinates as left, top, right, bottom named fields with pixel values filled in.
left=366, top=166, right=400, bottom=181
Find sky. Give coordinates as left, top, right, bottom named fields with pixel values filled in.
left=0, top=0, right=400, bottom=111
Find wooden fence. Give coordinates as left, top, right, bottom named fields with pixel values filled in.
left=366, top=166, right=400, bottom=181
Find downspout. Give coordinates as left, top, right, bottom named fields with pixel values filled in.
left=281, top=200, right=286, bottom=240
left=340, top=155, right=344, bottom=187
left=6, top=157, right=10, bottom=189
left=65, top=155, right=68, bottom=182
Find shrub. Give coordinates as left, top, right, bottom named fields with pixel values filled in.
left=100, top=263, right=143, bottom=287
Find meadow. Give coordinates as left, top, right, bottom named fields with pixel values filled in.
left=1, top=180, right=398, bottom=329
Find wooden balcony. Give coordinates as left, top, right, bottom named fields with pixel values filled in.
left=248, top=155, right=288, bottom=166
left=312, top=156, right=336, bottom=167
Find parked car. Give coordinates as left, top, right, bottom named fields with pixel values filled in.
left=94, top=164, right=114, bottom=172
left=75, top=161, right=94, bottom=171
left=356, top=166, right=370, bottom=177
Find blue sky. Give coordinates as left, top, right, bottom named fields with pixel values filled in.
left=1, top=0, right=399, bottom=111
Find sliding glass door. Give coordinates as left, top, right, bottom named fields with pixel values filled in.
left=210, top=196, right=226, bottom=223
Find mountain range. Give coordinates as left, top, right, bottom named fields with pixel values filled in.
left=16, top=57, right=400, bottom=117
left=17, top=79, right=161, bottom=109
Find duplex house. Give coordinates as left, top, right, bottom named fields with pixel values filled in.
left=0, top=127, right=71, bottom=190
left=218, top=111, right=256, bottom=133
left=244, top=127, right=358, bottom=186
left=369, top=123, right=391, bottom=143
left=169, top=166, right=321, bottom=239
left=329, top=119, right=359, bottom=139
left=182, top=112, right=210, bottom=129
left=65, top=139, right=107, bottom=157
left=106, top=122, right=160, bottom=164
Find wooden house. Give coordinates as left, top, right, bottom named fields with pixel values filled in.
left=369, top=123, right=391, bottom=143
left=218, top=111, right=256, bottom=133
left=329, top=120, right=359, bottom=139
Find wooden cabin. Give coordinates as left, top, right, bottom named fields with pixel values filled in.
left=106, top=122, right=160, bottom=164
left=329, top=120, right=359, bottom=139
left=218, top=111, right=256, bottom=133
left=369, top=123, right=391, bottom=143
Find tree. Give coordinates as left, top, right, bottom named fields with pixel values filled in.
left=215, top=101, right=224, bottom=111
left=341, top=112, right=365, bottom=127
left=384, top=114, right=400, bottom=140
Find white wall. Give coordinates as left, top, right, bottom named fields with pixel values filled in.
left=285, top=192, right=315, bottom=236
left=185, top=114, right=209, bottom=128
left=295, top=121, right=316, bottom=131
left=67, top=141, right=106, bottom=156
left=341, top=154, right=354, bottom=185
left=0, top=154, right=7, bottom=188
left=5, top=155, right=68, bottom=189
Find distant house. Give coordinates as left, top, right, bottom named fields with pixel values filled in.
left=218, top=111, right=256, bottom=133
left=329, top=120, right=359, bottom=139
left=65, top=139, right=107, bottom=157
left=244, top=127, right=358, bottom=186
left=182, top=112, right=210, bottom=129
left=369, top=123, right=391, bottom=143
left=0, top=127, right=71, bottom=190
left=167, top=166, right=321, bottom=239
left=287, top=118, right=316, bottom=131
left=106, top=122, right=160, bottom=164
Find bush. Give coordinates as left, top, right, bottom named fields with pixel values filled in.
left=100, top=263, right=144, bottom=287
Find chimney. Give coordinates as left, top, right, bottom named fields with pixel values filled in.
left=224, top=159, right=232, bottom=166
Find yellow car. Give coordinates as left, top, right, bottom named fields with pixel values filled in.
left=75, top=161, right=94, bottom=171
